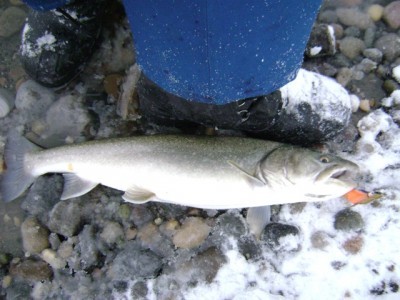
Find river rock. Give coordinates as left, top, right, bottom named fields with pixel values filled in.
left=77, top=225, right=99, bottom=270
left=368, top=4, right=384, bottom=22
left=47, top=201, right=83, bottom=237
left=261, top=223, right=301, bottom=252
left=306, top=24, right=336, bottom=58
left=383, top=1, right=400, bottom=29
left=0, top=88, right=15, bottom=118
left=100, top=221, right=124, bottom=245
left=348, top=73, right=385, bottom=102
left=173, top=217, right=211, bottom=249
left=339, top=37, right=365, bottom=59
left=108, top=241, right=162, bottom=281
left=10, top=259, right=53, bottom=281
left=343, top=235, right=364, bottom=254
left=336, top=8, right=374, bottom=30
left=15, top=80, right=55, bottom=112
left=0, top=7, right=27, bottom=37
left=375, top=34, right=400, bottom=62
left=311, top=231, right=330, bottom=250
left=137, top=222, right=174, bottom=257
left=21, top=217, right=50, bottom=255
left=334, top=209, right=364, bottom=232
left=363, top=48, right=383, bottom=63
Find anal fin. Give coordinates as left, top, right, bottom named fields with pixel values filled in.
left=61, top=173, right=98, bottom=200
left=246, top=206, right=271, bottom=239
left=122, top=185, right=155, bottom=204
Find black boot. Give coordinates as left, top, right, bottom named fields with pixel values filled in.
left=20, top=1, right=104, bottom=88
left=137, top=69, right=352, bottom=145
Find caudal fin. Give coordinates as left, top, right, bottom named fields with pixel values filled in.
left=0, top=131, right=40, bottom=202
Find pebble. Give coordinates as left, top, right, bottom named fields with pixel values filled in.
left=356, top=58, right=377, bottom=74
left=108, top=241, right=162, bottom=281
left=215, top=211, right=246, bottom=238
left=336, top=8, right=374, bottom=30
left=0, top=7, right=27, bottom=37
left=118, top=203, right=132, bottom=220
left=100, top=222, right=124, bottom=245
left=2, top=275, right=12, bottom=289
left=15, top=80, right=55, bottom=113
left=343, top=235, right=364, bottom=254
left=368, top=4, right=384, bottom=22
left=173, top=217, right=211, bottom=249
left=10, top=259, right=53, bottom=281
left=350, top=94, right=360, bottom=112
left=21, top=217, right=50, bottom=255
left=336, top=67, right=354, bottom=86
left=383, top=1, right=400, bottom=29
left=131, top=206, right=154, bottom=228
left=138, top=222, right=174, bottom=257
left=311, top=231, right=330, bottom=250
left=41, top=249, right=65, bottom=270
left=375, top=34, right=400, bottom=62
left=339, top=37, right=365, bottom=59
left=392, top=66, right=400, bottom=83
left=334, top=209, right=364, bottom=232
left=348, top=74, right=385, bottom=102
left=359, top=100, right=371, bottom=112
left=47, top=201, right=83, bottom=237
left=125, top=227, right=137, bottom=240
left=261, top=223, right=301, bottom=252
left=57, top=241, right=74, bottom=259
left=131, top=281, right=148, bottom=299
left=0, top=88, right=15, bottom=118
left=363, top=27, right=376, bottom=49
left=362, top=48, right=383, bottom=63
left=344, top=26, right=360, bottom=38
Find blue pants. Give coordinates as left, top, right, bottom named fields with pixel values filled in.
left=23, top=0, right=322, bottom=104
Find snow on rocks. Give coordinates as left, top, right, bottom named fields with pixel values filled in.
left=20, top=217, right=50, bottom=255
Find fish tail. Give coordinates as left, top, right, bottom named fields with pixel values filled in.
left=1, top=131, right=41, bottom=202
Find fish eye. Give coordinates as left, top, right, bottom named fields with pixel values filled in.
left=319, top=156, right=330, bottom=163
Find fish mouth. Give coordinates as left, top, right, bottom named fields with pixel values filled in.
left=316, top=163, right=359, bottom=187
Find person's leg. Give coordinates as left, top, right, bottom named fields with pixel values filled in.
left=22, top=0, right=72, bottom=11
left=20, top=0, right=105, bottom=88
left=123, top=0, right=321, bottom=104
left=123, top=0, right=352, bottom=144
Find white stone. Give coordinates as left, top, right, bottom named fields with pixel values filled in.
left=393, top=65, right=400, bottom=83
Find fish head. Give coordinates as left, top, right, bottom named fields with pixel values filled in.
left=256, top=146, right=359, bottom=200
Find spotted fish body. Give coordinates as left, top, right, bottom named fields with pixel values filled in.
left=1, top=134, right=358, bottom=210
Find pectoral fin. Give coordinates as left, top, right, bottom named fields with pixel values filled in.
left=246, top=206, right=271, bottom=239
left=61, top=174, right=98, bottom=200
left=122, top=186, right=155, bottom=204
left=228, top=160, right=265, bottom=185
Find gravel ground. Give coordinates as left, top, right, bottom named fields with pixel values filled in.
left=1, top=0, right=400, bottom=299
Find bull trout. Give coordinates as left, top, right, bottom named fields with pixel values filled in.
left=1, top=133, right=358, bottom=209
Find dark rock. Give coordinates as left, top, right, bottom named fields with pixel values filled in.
left=131, top=205, right=154, bottom=228
left=306, top=24, right=336, bottom=58
left=318, top=10, right=338, bottom=23
left=261, top=223, right=301, bottom=252
left=238, top=236, right=262, bottom=260
left=348, top=73, right=385, bottom=102
left=10, top=259, right=53, bottom=281
left=108, top=241, right=162, bottom=281
left=4, top=280, right=32, bottom=300
left=375, top=34, right=400, bottom=62
left=47, top=200, right=83, bottom=237
left=131, top=280, right=149, bottom=299
left=216, top=211, right=246, bottom=238
left=383, top=80, right=399, bottom=94
left=339, top=37, right=365, bottom=59
left=334, top=209, right=365, bottom=232
left=77, top=225, right=100, bottom=270
left=331, top=260, right=347, bottom=270
left=363, top=27, right=376, bottom=49
left=21, top=175, right=62, bottom=224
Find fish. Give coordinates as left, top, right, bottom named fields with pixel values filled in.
left=1, top=132, right=359, bottom=210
